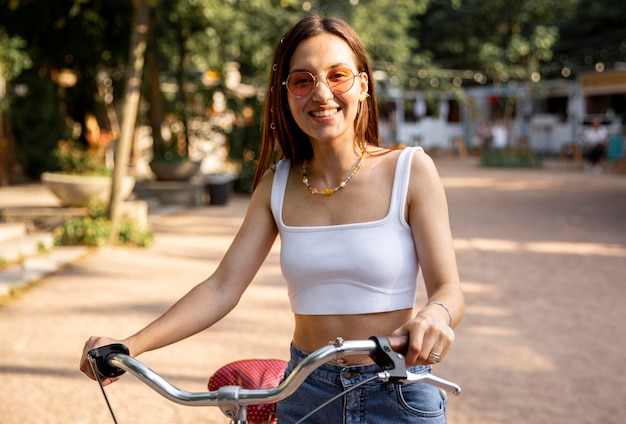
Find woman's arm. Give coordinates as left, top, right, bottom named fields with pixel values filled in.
left=395, top=150, right=464, bottom=365
left=80, top=171, right=278, bottom=382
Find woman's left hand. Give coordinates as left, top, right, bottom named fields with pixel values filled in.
left=392, top=306, right=455, bottom=366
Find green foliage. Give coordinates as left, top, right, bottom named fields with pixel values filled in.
left=8, top=71, right=68, bottom=178
left=54, top=215, right=112, bottom=247
left=1, top=0, right=623, bottom=187
left=117, top=219, right=154, bottom=248
left=227, top=101, right=262, bottom=194
left=36, top=241, right=50, bottom=254
left=0, top=0, right=133, bottom=72
left=53, top=139, right=111, bottom=176
left=54, top=201, right=153, bottom=247
left=0, top=32, right=32, bottom=80
left=1, top=0, right=132, bottom=179
left=354, top=0, right=429, bottom=66
left=150, top=115, right=191, bottom=162
left=480, top=147, right=543, bottom=168
left=233, top=159, right=257, bottom=194
left=412, top=0, right=578, bottom=83
left=553, top=0, right=626, bottom=76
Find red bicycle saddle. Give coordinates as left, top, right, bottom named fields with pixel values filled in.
left=208, top=359, right=288, bottom=424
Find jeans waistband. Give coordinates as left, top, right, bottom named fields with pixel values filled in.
left=289, top=342, right=431, bottom=379
left=289, top=343, right=388, bottom=385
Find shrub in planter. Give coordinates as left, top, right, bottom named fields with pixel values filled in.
left=53, top=139, right=111, bottom=176
left=53, top=202, right=153, bottom=247
left=42, top=140, right=135, bottom=206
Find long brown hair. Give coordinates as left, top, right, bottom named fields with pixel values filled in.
left=253, top=15, right=380, bottom=188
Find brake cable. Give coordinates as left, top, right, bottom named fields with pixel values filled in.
left=294, top=336, right=408, bottom=424
left=293, top=374, right=378, bottom=424
left=88, top=355, right=120, bottom=424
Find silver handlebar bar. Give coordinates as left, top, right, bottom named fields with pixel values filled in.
left=91, top=337, right=460, bottom=421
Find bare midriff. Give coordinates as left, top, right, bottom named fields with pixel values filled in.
left=292, top=308, right=414, bottom=365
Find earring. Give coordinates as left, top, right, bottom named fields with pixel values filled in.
left=270, top=140, right=279, bottom=171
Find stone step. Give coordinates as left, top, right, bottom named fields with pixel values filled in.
left=0, top=198, right=158, bottom=298
left=0, top=246, right=87, bottom=296
left=0, top=222, right=27, bottom=243
left=1, top=206, right=85, bottom=232
left=0, top=232, right=55, bottom=264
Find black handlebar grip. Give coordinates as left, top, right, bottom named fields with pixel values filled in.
left=88, top=343, right=129, bottom=378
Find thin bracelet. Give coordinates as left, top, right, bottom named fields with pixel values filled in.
left=428, top=302, right=453, bottom=326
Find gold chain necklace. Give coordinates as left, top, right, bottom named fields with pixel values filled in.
left=302, top=145, right=367, bottom=196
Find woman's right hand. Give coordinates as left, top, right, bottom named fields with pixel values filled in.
left=79, top=336, right=129, bottom=385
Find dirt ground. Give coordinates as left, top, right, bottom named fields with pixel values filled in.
left=0, top=157, right=625, bottom=423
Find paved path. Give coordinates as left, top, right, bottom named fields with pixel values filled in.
left=0, top=158, right=625, bottom=423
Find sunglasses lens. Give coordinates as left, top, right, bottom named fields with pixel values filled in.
left=287, top=73, right=315, bottom=97
left=327, top=68, right=355, bottom=93
left=286, top=68, right=356, bottom=98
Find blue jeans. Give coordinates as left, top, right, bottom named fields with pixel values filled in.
left=276, top=344, right=448, bottom=423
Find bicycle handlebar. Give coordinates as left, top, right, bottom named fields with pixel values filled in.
left=89, top=336, right=460, bottom=419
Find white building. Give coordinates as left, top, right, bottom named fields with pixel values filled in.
left=378, top=68, right=626, bottom=156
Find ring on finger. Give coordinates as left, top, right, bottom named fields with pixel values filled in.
left=429, top=352, right=441, bottom=362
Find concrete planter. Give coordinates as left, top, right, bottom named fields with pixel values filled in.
left=41, top=172, right=136, bottom=207
left=149, top=160, right=201, bottom=181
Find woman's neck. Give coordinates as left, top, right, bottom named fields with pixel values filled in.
left=306, top=140, right=366, bottom=185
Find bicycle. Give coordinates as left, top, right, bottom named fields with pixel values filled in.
left=89, top=335, right=461, bottom=424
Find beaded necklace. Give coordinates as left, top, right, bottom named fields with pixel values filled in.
left=301, top=145, right=367, bottom=196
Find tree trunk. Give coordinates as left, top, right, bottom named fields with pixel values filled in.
left=146, top=17, right=165, bottom=157
left=108, top=0, right=149, bottom=243
left=176, top=30, right=189, bottom=157
left=0, top=77, right=17, bottom=186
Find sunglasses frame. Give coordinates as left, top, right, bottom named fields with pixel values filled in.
left=282, top=68, right=361, bottom=99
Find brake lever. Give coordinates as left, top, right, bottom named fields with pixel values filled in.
left=368, top=336, right=407, bottom=380
left=403, top=370, right=462, bottom=395
left=369, top=336, right=462, bottom=395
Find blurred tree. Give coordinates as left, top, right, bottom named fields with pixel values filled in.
left=0, top=31, right=31, bottom=185
left=553, top=0, right=626, bottom=74
left=148, top=0, right=210, bottom=159
left=353, top=0, right=432, bottom=72
left=110, top=0, right=149, bottom=244
left=145, top=0, right=297, bottom=163
left=408, top=0, right=578, bottom=125
left=1, top=0, right=623, bottom=183
left=411, top=0, right=579, bottom=84
left=0, top=0, right=133, bottom=178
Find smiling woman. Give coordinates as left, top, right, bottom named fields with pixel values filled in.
left=79, top=15, right=464, bottom=424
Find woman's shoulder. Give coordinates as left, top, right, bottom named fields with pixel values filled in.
left=251, top=166, right=277, bottom=204
left=405, top=147, right=443, bottom=196
left=370, top=145, right=433, bottom=168
left=406, top=146, right=436, bottom=170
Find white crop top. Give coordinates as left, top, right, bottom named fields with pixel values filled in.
left=271, top=146, right=422, bottom=315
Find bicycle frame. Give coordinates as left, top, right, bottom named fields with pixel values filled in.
left=89, top=336, right=461, bottom=424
